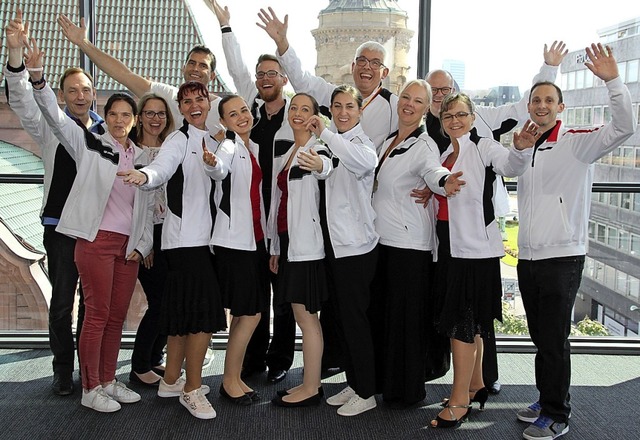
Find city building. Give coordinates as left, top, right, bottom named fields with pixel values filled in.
left=442, top=58, right=465, bottom=90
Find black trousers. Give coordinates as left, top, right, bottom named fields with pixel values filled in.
left=44, top=225, right=84, bottom=376
left=132, top=224, right=168, bottom=373
left=326, top=246, right=378, bottom=399
left=518, top=255, right=585, bottom=424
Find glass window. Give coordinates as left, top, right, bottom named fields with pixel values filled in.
left=632, top=234, right=640, bottom=256
left=597, top=224, right=607, bottom=243
left=618, top=61, right=627, bottom=82
left=628, top=59, right=639, bottom=82
left=583, top=106, right=593, bottom=125
left=567, top=70, right=575, bottom=90
left=623, top=147, right=635, bottom=167
left=607, top=226, right=618, bottom=247
left=610, top=192, right=619, bottom=207
left=634, top=194, right=640, bottom=213
left=566, top=108, right=575, bottom=126
left=575, top=107, right=584, bottom=126
left=621, top=193, right=631, bottom=210
left=629, top=275, right=640, bottom=299
left=604, top=265, right=616, bottom=288
left=576, top=69, right=585, bottom=89
left=615, top=271, right=628, bottom=294
left=619, top=230, right=630, bottom=252
left=604, top=105, right=611, bottom=123
left=588, top=221, right=596, bottom=238
left=584, top=68, right=595, bottom=88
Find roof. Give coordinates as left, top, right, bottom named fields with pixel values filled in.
left=0, top=0, right=230, bottom=93
left=0, top=141, right=45, bottom=254
left=321, top=0, right=405, bottom=14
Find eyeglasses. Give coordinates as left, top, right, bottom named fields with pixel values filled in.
left=441, top=111, right=472, bottom=121
left=142, top=110, right=167, bottom=119
left=255, top=70, right=284, bottom=80
left=431, top=87, right=453, bottom=95
left=354, top=56, right=385, bottom=69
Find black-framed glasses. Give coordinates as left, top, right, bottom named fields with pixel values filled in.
left=255, top=70, right=284, bottom=80
left=354, top=56, right=385, bottom=69
left=441, top=112, right=472, bottom=121
left=142, top=110, right=167, bottom=119
left=432, top=87, right=453, bottom=95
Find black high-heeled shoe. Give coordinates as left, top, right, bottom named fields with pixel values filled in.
left=441, top=387, right=489, bottom=410
left=469, top=387, right=489, bottom=411
left=219, top=384, right=252, bottom=406
left=276, top=387, right=324, bottom=398
left=430, top=405, right=472, bottom=429
left=271, top=391, right=322, bottom=407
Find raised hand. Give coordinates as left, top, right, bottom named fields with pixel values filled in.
left=444, top=171, right=466, bottom=197
left=256, top=7, right=288, bottom=48
left=543, top=40, right=568, bottom=66
left=297, top=148, right=323, bottom=172
left=584, top=43, right=618, bottom=82
left=513, top=120, right=541, bottom=150
left=5, top=9, right=30, bottom=50
left=57, top=14, right=87, bottom=46
left=206, top=0, right=231, bottom=26
left=24, top=38, right=45, bottom=74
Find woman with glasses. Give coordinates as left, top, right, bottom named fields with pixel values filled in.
left=25, top=39, right=153, bottom=413
left=128, top=94, right=175, bottom=386
left=370, top=79, right=462, bottom=410
left=430, top=92, right=538, bottom=428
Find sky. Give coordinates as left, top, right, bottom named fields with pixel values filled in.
left=186, top=0, right=638, bottom=93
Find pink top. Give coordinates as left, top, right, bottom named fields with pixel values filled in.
left=99, top=139, right=136, bottom=236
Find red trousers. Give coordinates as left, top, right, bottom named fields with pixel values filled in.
left=75, top=231, right=139, bottom=390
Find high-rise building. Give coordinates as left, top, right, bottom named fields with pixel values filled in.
left=442, top=59, right=465, bottom=90
left=311, top=0, right=414, bottom=94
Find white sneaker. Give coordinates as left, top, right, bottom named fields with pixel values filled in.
left=103, top=380, right=141, bottom=403
left=158, top=377, right=210, bottom=398
left=181, top=388, right=216, bottom=420
left=326, top=386, right=356, bottom=407
left=81, top=385, right=121, bottom=413
left=337, top=394, right=377, bottom=416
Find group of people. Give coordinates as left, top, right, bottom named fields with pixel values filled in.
left=3, top=2, right=636, bottom=438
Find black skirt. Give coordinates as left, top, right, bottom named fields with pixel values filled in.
left=214, top=241, right=270, bottom=316
left=434, top=221, right=503, bottom=343
left=274, top=233, right=328, bottom=314
left=160, top=246, right=227, bottom=336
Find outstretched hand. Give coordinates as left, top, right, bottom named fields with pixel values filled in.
left=57, top=14, right=87, bottom=46
left=256, top=7, right=288, bottom=49
left=5, top=9, right=30, bottom=50
left=513, top=120, right=541, bottom=150
left=23, top=37, right=45, bottom=74
left=584, top=43, right=618, bottom=82
left=444, top=171, right=466, bottom=197
left=202, top=139, right=218, bottom=167
left=206, top=0, right=230, bottom=27
left=543, top=40, right=568, bottom=66
left=117, top=169, right=147, bottom=186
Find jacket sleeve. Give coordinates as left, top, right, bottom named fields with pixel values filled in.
left=474, top=62, right=558, bottom=136
left=221, top=31, right=260, bottom=105
left=135, top=189, right=155, bottom=257
left=277, top=45, right=334, bottom=107
left=312, top=143, right=334, bottom=180
left=4, top=66, right=60, bottom=152
left=319, top=128, right=378, bottom=179
left=416, top=134, right=450, bottom=196
left=32, top=83, right=90, bottom=162
left=204, top=138, right=234, bottom=180
left=140, top=131, right=187, bottom=188
left=572, top=76, right=636, bottom=164
left=483, top=138, right=533, bottom=177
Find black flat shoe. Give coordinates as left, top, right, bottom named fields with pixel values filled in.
left=219, top=384, right=252, bottom=406
left=151, top=366, right=165, bottom=377
left=245, top=390, right=261, bottom=401
left=276, top=387, right=324, bottom=397
left=271, top=392, right=322, bottom=407
left=430, top=405, right=471, bottom=429
left=470, top=387, right=489, bottom=410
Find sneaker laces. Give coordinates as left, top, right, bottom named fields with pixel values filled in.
left=529, top=401, right=542, bottom=412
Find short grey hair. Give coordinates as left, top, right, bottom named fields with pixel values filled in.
left=354, top=41, right=386, bottom=64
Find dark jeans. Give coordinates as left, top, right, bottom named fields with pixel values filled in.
left=44, top=225, right=84, bottom=377
left=518, top=255, right=585, bottom=424
left=244, top=271, right=296, bottom=372
left=132, top=224, right=168, bottom=373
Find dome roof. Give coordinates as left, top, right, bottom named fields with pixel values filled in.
left=320, top=0, right=405, bottom=14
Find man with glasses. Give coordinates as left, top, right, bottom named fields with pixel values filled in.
left=421, top=42, right=569, bottom=397
left=208, top=0, right=295, bottom=385
left=257, top=7, right=398, bottom=153
left=4, top=10, right=105, bottom=396
left=57, top=14, right=225, bottom=370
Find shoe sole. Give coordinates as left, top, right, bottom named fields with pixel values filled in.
left=180, top=396, right=216, bottom=419
left=326, top=397, right=351, bottom=407
left=522, top=425, right=569, bottom=440
left=337, top=403, right=377, bottom=416
left=159, top=385, right=210, bottom=398
left=81, top=399, right=121, bottom=413
left=517, top=413, right=540, bottom=423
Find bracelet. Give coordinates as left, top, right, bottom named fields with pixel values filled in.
left=26, top=67, right=44, bottom=72
left=28, top=74, right=46, bottom=87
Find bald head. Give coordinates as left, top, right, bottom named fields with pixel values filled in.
left=425, top=69, right=455, bottom=117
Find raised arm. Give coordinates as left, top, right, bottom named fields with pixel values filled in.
left=257, top=7, right=335, bottom=106
left=58, top=14, right=151, bottom=98
left=475, top=41, right=567, bottom=136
